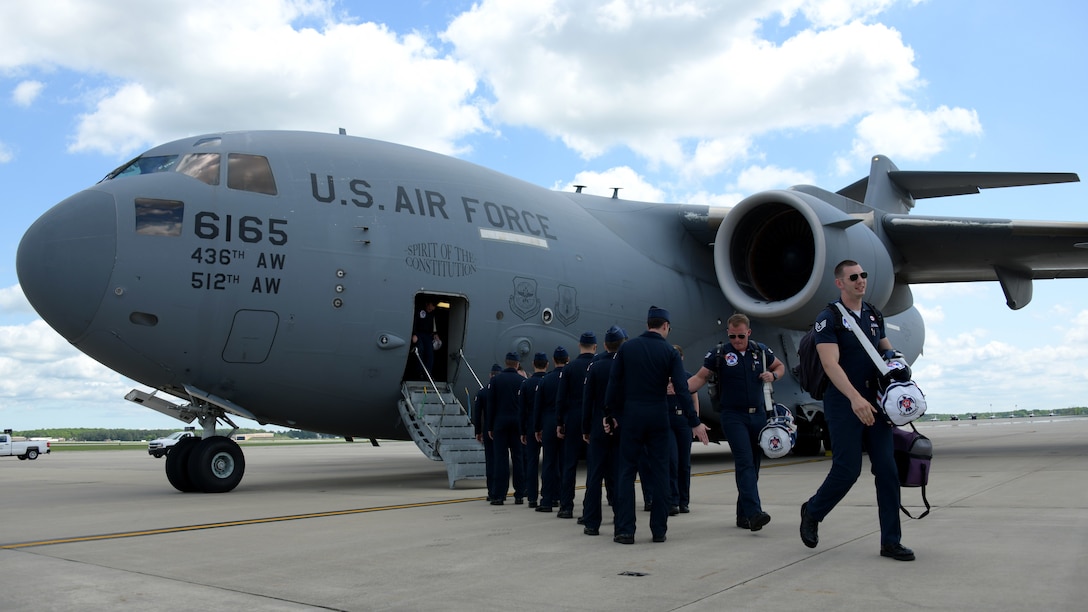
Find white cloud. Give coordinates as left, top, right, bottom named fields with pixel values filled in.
left=0, top=0, right=966, bottom=175
left=0, top=284, right=33, bottom=315
left=0, top=318, right=158, bottom=427
left=561, top=166, right=666, bottom=202
left=842, top=105, right=982, bottom=167
left=0, top=0, right=486, bottom=158
left=445, top=0, right=926, bottom=170
left=911, top=316, right=1088, bottom=414
left=734, top=164, right=816, bottom=193
left=789, top=0, right=902, bottom=28
left=12, top=79, right=44, bottom=106
left=0, top=140, right=12, bottom=163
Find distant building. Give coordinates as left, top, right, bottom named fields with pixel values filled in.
left=233, top=432, right=275, bottom=441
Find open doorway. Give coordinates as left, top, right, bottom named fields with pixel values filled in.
left=403, top=293, right=468, bottom=384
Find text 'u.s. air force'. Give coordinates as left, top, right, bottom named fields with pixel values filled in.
left=309, top=174, right=558, bottom=242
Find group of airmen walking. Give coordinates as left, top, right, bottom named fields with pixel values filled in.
left=473, top=306, right=762, bottom=545
left=467, top=260, right=915, bottom=560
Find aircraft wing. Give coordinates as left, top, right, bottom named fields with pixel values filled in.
left=883, top=214, right=1088, bottom=308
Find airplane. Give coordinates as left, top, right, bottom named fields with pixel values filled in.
left=16, top=130, right=1088, bottom=493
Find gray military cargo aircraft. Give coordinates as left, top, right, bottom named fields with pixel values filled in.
left=16, top=130, right=1088, bottom=493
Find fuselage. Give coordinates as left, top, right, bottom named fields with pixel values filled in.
left=18, top=130, right=768, bottom=438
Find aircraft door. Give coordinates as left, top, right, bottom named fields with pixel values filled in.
left=404, top=293, right=467, bottom=384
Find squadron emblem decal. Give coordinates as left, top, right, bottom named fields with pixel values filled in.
left=509, top=276, right=540, bottom=321
left=555, top=284, right=580, bottom=326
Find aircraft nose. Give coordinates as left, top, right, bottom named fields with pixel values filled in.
left=16, top=189, right=117, bottom=342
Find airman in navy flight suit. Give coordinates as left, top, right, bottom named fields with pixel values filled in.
left=580, top=326, right=625, bottom=536
left=555, top=332, right=597, bottom=519
left=800, top=259, right=914, bottom=562
left=605, top=307, right=709, bottom=544
left=665, top=345, right=699, bottom=515
left=411, top=298, right=439, bottom=379
left=689, top=313, right=784, bottom=531
left=473, top=363, right=501, bottom=502
left=518, top=352, right=549, bottom=508
left=487, top=353, right=526, bottom=505
left=533, top=346, right=568, bottom=513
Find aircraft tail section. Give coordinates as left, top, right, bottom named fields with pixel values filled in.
left=838, top=155, right=1079, bottom=208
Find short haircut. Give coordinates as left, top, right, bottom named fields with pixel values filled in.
left=533, top=357, right=549, bottom=369
left=834, top=259, right=859, bottom=277
left=647, top=317, right=668, bottom=329
left=726, top=313, right=750, bottom=328
left=604, top=339, right=623, bottom=352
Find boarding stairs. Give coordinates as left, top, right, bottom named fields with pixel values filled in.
left=398, top=381, right=486, bottom=488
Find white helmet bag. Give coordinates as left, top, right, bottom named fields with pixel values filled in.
left=879, top=381, right=928, bottom=426
left=759, top=403, right=797, bottom=459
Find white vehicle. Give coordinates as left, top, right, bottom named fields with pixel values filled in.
left=148, top=431, right=198, bottom=458
left=1, top=430, right=50, bottom=460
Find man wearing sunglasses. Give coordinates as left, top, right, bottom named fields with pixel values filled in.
left=688, top=313, right=785, bottom=532
left=799, top=259, right=915, bottom=561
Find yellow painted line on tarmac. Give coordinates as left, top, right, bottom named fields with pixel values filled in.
left=1, top=497, right=477, bottom=550
left=2, top=455, right=830, bottom=550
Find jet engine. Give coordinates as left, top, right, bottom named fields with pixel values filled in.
left=714, top=189, right=894, bottom=330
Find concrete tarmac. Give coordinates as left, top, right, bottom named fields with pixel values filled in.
left=1, top=416, right=1086, bottom=611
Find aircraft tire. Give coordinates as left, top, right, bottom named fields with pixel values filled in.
left=792, top=418, right=825, bottom=456
left=26, top=448, right=39, bottom=460
left=187, top=436, right=245, bottom=494
left=165, top=436, right=200, bottom=492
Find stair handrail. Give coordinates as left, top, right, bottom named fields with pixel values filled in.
left=411, top=347, right=451, bottom=455
left=459, top=348, right=485, bottom=391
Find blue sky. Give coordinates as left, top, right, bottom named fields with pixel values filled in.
left=2, top=0, right=1086, bottom=430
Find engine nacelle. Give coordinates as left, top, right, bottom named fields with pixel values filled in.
left=714, top=189, right=894, bottom=330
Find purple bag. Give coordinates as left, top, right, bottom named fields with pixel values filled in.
left=892, top=424, right=931, bottom=519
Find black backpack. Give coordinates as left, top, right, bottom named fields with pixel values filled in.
left=794, top=326, right=829, bottom=400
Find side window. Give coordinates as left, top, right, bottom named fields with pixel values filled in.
left=135, top=198, right=184, bottom=236
left=227, top=153, right=277, bottom=195
left=176, top=153, right=220, bottom=186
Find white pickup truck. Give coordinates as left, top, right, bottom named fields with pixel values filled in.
left=147, top=430, right=199, bottom=458
left=0, top=430, right=51, bottom=460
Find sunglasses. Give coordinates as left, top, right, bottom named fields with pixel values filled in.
left=728, top=333, right=748, bottom=339
left=847, top=272, right=869, bottom=281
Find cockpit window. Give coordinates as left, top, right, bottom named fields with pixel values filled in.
left=175, top=153, right=220, bottom=185
left=227, top=153, right=277, bottom=195
left=102, top=152, right=221, bottom=186
left=105, top=155, right=179, bottom=181
left=134, top=198, right=184, bottom=236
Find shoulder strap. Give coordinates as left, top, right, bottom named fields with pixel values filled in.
left=832, top=302, right=890, bottom=375
left=900, top=467, right=931, bottom=520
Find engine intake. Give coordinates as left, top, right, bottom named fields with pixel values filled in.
left=714, top=189, right=893, bottom=330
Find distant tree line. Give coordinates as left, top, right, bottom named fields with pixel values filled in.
left=10, top=428, right=337, bottom=441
